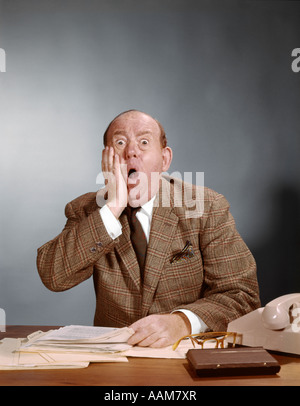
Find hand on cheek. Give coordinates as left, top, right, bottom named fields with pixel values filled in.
left=101, top=146, right=128, bottom=218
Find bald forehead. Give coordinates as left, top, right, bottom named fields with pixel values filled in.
left=109, top=111, right=160, bottom=135
left=103, top=110, right=167, bottom=147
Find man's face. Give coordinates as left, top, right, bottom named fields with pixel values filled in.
left=105, top=111, right=172, bottom=206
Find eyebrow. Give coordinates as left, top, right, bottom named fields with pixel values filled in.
left=112, top=130, right=153, bottom=137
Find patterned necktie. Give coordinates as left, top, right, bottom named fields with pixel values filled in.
left=127, top=207, right=147, bottom=279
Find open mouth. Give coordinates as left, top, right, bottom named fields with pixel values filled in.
left=128, top=168, right=137, bottom=178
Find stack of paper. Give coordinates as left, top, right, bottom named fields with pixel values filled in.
left=0, top=325, right=225, bottom=370
left=21, top=325, right=134, bottom=353
left=0, top=325, right=134, bottom=370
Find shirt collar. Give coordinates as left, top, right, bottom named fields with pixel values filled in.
left=140, top=195, right=156, bottom=218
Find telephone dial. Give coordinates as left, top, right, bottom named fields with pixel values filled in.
left=228, top=293, right=300, bottom=355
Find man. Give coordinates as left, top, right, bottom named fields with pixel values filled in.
left=37, top=110, right=260, bottom=348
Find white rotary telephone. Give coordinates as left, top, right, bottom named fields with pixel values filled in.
left=228, top=293, right=300, bottom=355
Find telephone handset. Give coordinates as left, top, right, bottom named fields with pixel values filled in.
left=228, top=293, right=300, bottom=355
left=262, top=293, right=300, bottom=330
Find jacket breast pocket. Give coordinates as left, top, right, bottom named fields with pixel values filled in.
left=155, top=246, right=204, bottom=306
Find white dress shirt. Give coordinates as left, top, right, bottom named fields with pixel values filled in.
left=99, top=199, right=208, bottom=335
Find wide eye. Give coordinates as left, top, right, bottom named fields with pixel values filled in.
left=140, top=139, right=149, bottom=146
left=115, top=139, right=126, bottom=148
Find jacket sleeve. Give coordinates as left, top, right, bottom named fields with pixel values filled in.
left=37, top=196, right=116, bottom=292
left=175, top=192, right=261, bottom=331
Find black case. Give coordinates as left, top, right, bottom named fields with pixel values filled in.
left=187, top=346, right=281, bottom=377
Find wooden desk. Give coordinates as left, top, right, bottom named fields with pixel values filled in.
left=1, top=326, right=300, bottom=386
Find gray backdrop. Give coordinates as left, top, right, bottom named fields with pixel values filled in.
left=1, top=0, right=300, bottom=326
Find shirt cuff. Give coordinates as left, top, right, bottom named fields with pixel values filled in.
left=174, top=309, right=208, bottom=335
left=99, top=205, right=122, bottom=240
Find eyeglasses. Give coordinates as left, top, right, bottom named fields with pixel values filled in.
left=172, top=331, right=237, bottom=351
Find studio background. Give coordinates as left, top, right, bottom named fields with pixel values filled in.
left=0, top=0, right=299, bottom=326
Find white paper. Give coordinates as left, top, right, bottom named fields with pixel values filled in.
left=31, top=325, right=134, bottom=344
left=0, top=338, right=90, bottom=370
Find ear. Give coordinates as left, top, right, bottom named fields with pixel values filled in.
left=161, top=146, right=173, bottom=172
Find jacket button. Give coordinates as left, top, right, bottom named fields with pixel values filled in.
left=96, top=241, right=102, bottom=248
left=90, top=247, right=97, bottom=253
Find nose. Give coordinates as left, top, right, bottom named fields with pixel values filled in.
left=125, top=139, right=139, bottom=160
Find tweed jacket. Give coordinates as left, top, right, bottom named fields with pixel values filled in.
left=37, top=176, right=260, bottom=331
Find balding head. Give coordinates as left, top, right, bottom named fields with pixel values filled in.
left=103, top=110, right=167, bottom=148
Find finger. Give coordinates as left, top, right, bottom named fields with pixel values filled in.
left=149, top=337, right=170, bottom=348
left=128, top=330, right=158, bottom=347
left=120, top=161, right=128, bottom=183
left=108, top=146, right=114, bottom=172
left=127, top=329, right=147, bottom=346
left=127, top=321, right=153, bottom=345
left=114, top=151, right=120, bottom=173
left=135, top=332, right=160, bottom=347
left=102, top=146, right=109, bottom=173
